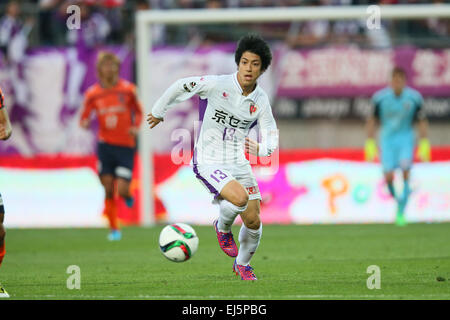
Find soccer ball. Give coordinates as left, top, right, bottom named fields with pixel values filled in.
left=159, top=223, right=199, bottom=262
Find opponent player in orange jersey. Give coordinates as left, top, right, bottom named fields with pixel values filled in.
left=0, top=86, right=12, bottom=297
left=80, top=52, right=143, bottom=241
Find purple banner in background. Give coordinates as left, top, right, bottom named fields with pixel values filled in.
left=0, top=46, right=133, bottom=156
left=276, top=47, right=450, bottom=97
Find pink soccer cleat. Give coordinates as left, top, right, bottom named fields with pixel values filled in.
left=233, top=259, right=258, bottom=281
left=213, top=219, right=238, bottom=257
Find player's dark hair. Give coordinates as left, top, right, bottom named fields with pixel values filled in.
left=392, top=66, right=406, bottom=78
left=235, top=34, right=272, bottom=72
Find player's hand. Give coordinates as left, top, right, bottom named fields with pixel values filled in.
left=129, top=126, right=140, bottom=137
left=245, top=137, right=259, bottom=156
left=0, top=123, right=12, bottom=140
left=417, top=138, right=431, bottom=162
left=147, top=113, right=163, bottom=129
left=364, top=138, right=378, bottom=161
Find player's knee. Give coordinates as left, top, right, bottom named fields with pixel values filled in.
left=221, top=180, right=249, bottom=207
left=102, top=183, right=114, bottom=198
left=230, top=192, right=249, bottom=208
left=245, top=215, right=261, bottom=230
left=104, top=190, right=114, bottom=199
left=117, top=181, right=131, bottom=199
left=402, top=170, right=410, bottom=181
left=385, top=173, right=394, bottom=184
left=100, top=177, right=114, bottom=198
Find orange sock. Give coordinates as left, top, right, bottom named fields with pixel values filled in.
left=0, top=242, right=5, bottom=267
left=104, top=199, right=119, bottom=231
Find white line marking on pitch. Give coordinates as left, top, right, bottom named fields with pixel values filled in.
left=12, top=293, right=450, bottom=299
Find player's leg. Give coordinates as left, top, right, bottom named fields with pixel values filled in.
left=117, top=178, right=133, bottom=207
left=396, top=142, right=414, bottom=226
left=233, top=199, right=261, bottom=281
left=217, top=180, right=249, bottom=231
left=0, top=193, right=9, bottom=298
left=381, top=139, right=407, bottom=225
left=392, top=167, right=409, bottom=227
left=399, top=169, right=411, bottom=213
left=100, top=174, right=115, bottom=200
left=213, top=180, right=248, bottom=257
left=401, top=168, right=411, bottom=202
left=115, top=145, right=135, bottom=208
left=193, top=165, right=246, bottom=257
left=399, top=139, right=414, bottom=206
left=380, top=140, right=397, bottom=199
left=384, top=171, right=396, bottom=199
left=100, top=174, right=121, bottom=238
left=0, top=195, right=5, bottom=268
left=98, top=142, right=121, bottom=239
left=233, top=166, right=262, bottom=280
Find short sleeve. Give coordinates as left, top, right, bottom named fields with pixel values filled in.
left=371, top=92, right=382, bottom=119
left=413, top=91, right=426, bottom=121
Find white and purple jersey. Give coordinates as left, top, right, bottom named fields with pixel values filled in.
left=0, top=16, right=22, bottom=46
left=0, top=16, right=31, bottom=62
left=152, top=72, right=279, bottom=166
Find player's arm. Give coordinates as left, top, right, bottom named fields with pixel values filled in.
left=129, top=85, right=144, bottom=136
left=0, top=90, right=12, bottom=140
left=79, top=94, right=94, bottom=129
left=364, top=98, right=380, bottom=161
left=417, top=118, right=428, bottom=140
left=245, top=102, right=279, bottom=157
left=148, top=75, right=216, bottom=129
left=414, top=96, right=431, bottom=162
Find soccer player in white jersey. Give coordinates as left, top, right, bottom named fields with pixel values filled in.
left=147, top=34, right=278, bottom=280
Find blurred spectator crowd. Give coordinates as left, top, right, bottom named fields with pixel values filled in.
left=0, top=0, right=449, bottom=54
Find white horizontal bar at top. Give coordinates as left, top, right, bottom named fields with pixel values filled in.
left=136, top=4, right=450, bottom=24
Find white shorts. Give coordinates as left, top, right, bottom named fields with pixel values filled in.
left=193, top=163, right=261, bottom=202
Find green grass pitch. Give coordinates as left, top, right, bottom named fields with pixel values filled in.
left=1, top=223, right=449, bottom=300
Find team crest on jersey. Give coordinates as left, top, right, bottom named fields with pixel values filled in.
left=222, top=91, right=229, bottom=99
left=249, top=103, right=257, bottom=115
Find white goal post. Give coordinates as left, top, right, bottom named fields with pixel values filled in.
left=136, top=4, right=450, bottom=226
